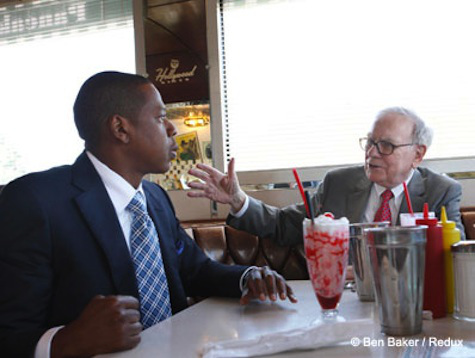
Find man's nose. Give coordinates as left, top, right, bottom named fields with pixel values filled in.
left=166, top=118, right=177, bottom=137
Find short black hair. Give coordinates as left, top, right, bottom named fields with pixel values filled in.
left=73, top=71, right=152, bottom=148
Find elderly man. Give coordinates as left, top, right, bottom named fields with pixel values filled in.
left=0, top=72, right=297, bottom=358
left=188, top=107, right=465, bottom=244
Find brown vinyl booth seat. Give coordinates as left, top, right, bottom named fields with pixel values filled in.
left=183, top=206, right=475, bottom=282
left=461, top=206, right=475, bottom=240
left=182, top=223, right=309, bottom=280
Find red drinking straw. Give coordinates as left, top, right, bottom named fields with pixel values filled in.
left=403, top=182, right=414, bottom=214
left=423, top=202, right=429, bottom=219
left=292, top=168, right=311, bottom=218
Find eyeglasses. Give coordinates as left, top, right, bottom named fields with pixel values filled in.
left=359, top=137, right=414, bottom=155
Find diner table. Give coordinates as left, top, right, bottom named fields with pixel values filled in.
left=98, top=280, right=475, bottom=358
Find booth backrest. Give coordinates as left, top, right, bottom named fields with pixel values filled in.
left=461, top=206, right=475, bottom=240
left=183, top=223, right=309, bottom=280
left=183, top=205, right=475, bottom=280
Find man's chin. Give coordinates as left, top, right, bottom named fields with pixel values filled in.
left=364, top=166, right=378, bottom=179
left=151, top=162, right=171, bottom=175
left=366, top=170, right=385, bottom=184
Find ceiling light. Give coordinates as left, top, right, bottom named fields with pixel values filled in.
left=183, top=112, right=209, bottom=127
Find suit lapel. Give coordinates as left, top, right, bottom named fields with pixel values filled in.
left=72, top=153, right=138, bottom=297
left=143, top=186, right=181, bottom=311
left=347, top=171, right=372, bottom=223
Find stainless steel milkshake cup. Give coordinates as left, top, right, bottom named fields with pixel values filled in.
left=451, top=241, right=475, bottom=321
left=349, top=222, right=390, bottom=301
left=366, top=226, right=427, bottom=336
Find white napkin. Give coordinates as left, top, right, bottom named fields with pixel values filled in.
left=200, top=318, right=374, bottom=358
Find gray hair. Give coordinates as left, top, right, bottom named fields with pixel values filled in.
left=376, top=106, right=433, bottom=147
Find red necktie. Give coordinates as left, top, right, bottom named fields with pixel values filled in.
left=374, top=189, right=393, bottom=224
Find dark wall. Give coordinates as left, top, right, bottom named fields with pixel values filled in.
left=145, top=0, right=209, bottom=103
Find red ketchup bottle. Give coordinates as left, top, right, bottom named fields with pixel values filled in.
left=416, top=203, right=446, bottom=318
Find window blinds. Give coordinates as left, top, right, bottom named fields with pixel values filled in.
left=219, top=0, right=475, bottom=173
left=0, top=0, right=132, bottom=44
left=0, top=0, right=135, bottom=184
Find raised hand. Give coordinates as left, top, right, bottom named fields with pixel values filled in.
left=187, top=158, right=246, bottom=212
left=240, top=266, right=298, bottom=305
left=51, top=295, right=142, bottom=357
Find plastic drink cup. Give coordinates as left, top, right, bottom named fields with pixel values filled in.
left=303, top=215, right=350, bottom=319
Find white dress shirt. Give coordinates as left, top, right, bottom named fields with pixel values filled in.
left=86, top=151, right=146, bottom=251
left=231, top=195, right=250, bottom=218
left=363, top=169, right=415, bottom=225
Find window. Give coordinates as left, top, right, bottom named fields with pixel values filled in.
left=0, top=0, right=135, bottom=184
left=213, top=0, right=475, bottom=178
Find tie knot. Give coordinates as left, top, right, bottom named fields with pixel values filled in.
left=127, top=191, right=147, bottom=215
left=381, top=189, right=393, bottom=202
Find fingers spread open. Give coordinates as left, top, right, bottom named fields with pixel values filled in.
left=228, top=158, right=235, bottom=177
left=186, top=191, right=207, bottom=198
left=188, top=168, right=210, bottom=181
left=195, top=163, right=224, bottom=177
left=187, top=181, right=206, bottom=190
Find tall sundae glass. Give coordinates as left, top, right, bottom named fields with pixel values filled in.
left=303, top=214, right=350, bottom=319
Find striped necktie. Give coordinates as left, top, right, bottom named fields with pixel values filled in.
left=127, top=191, right=172, bottom=328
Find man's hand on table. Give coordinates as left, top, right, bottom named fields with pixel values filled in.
left=240, top=266, right=298, bottom=305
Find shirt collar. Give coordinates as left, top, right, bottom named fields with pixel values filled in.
left=373, top=169, right=415, bottom=198
left=86, top=151, right=145, bottom=214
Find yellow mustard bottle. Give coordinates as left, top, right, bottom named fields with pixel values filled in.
left=439, top=206, right=461, bottom=314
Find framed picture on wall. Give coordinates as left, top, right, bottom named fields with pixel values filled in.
left=175, top=131, right=202, bottom=162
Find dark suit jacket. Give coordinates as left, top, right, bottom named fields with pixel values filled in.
left=228, top=166, right=465, bottom=245
left=0, top=153, right=246, bottom=357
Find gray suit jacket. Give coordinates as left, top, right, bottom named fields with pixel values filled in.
left=227, top=166, right=465, bottom=245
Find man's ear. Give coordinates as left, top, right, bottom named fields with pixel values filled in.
left=108, top=114, right=132, bottom=144
left=412, top=144, right=427, bottom=168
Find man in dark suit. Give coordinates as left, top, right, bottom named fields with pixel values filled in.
left=0, top=72, right=296, bottom=357
left=187, top=107, right=465, bottom=243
